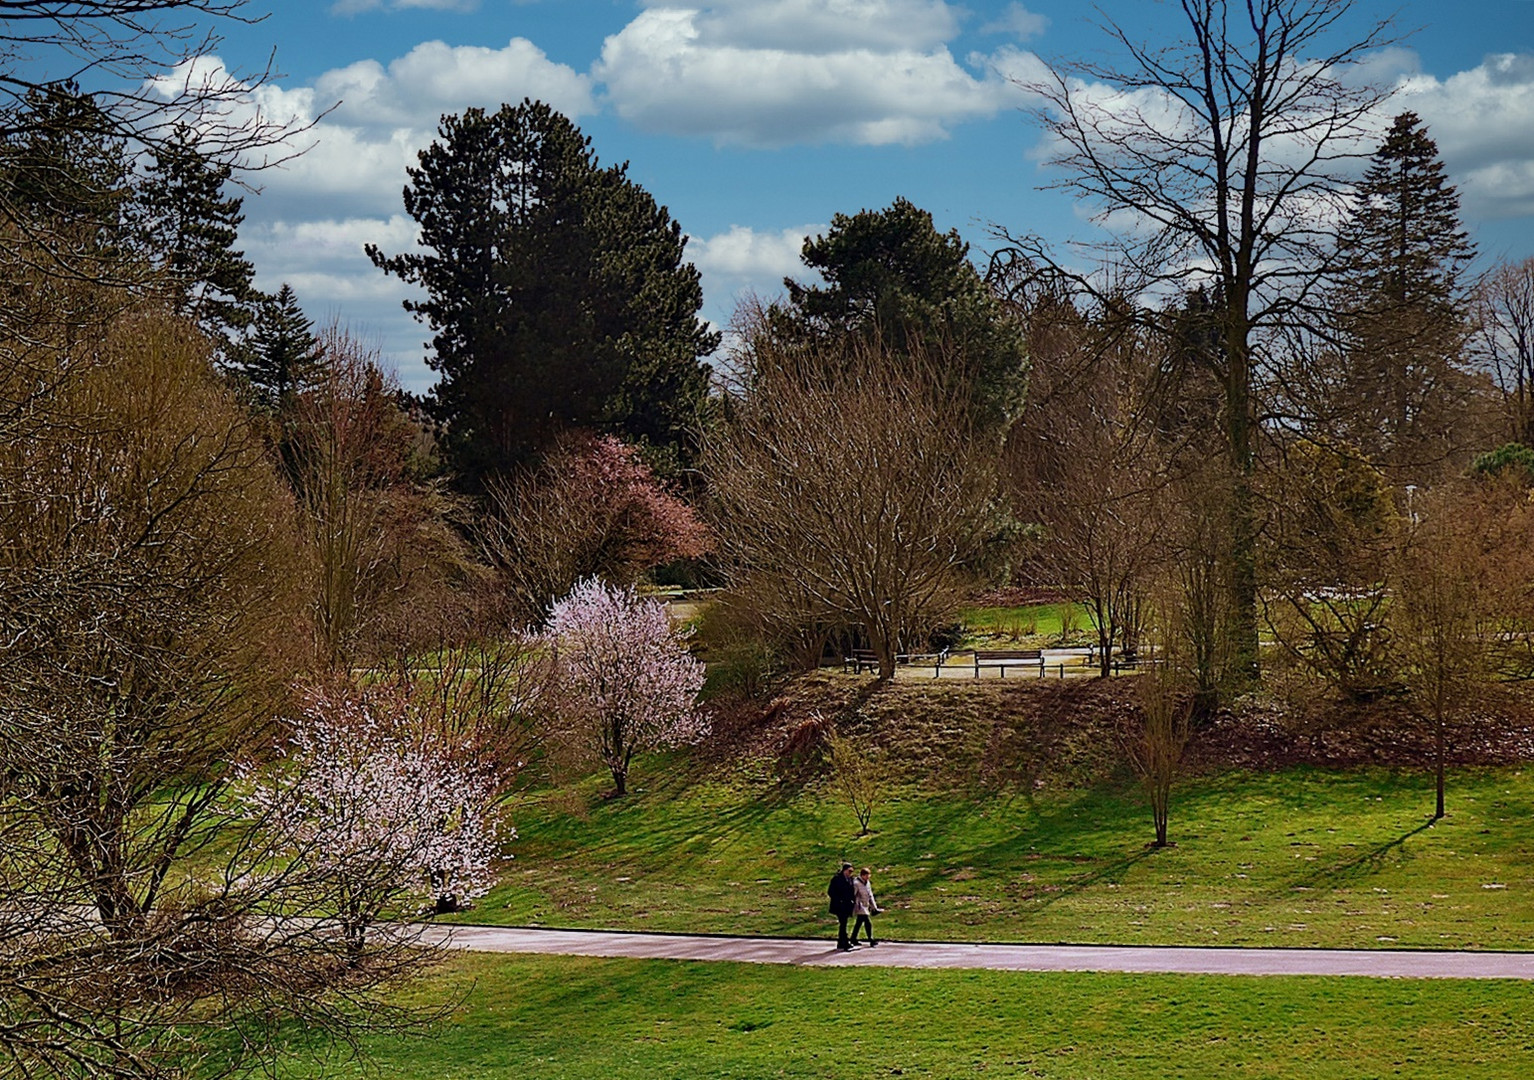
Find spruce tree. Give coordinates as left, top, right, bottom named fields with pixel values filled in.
left=139, top=124, right=260, bottom=353
left=242, top=283, right=325, bottom=410
left=1330, top=112, right=1478, bottom=480
left=368, top=99, right=718, bottom=490
left=0, top=83, right=134, bottom=255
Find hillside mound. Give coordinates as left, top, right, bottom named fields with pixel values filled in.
left=706, top=673, right=1534, bottom=793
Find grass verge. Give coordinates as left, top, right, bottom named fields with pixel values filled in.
left=275, top=951, right=1534, bottom=1079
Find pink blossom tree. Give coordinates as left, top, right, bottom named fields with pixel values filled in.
left=487, top=432, right=714, bottom=621
left=546, top=578, right=707, bottom=796
left=242, top=687, right=507, bottom=958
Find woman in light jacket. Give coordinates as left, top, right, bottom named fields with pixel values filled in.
left=850, top=867, right=881, bottom=947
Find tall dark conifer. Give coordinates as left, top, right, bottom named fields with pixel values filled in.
left=368, top=99, right=717, bottom=490
left=242, top=283, right=324, bottom=410
left=1331, top=112, right=1478, bottom=480
left=778, top=197, right=1027, bottom=434
left=139, top=124, right=260, bottom=353
left=0, top=83, right=133, bottom=254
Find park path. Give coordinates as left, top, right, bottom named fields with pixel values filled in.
left=429, top=925, right=1534, bottom=980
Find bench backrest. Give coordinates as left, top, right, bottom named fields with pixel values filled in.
left=974, top=649, right=1042, bottom=661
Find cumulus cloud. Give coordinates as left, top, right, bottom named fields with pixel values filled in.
left=316, top=38, right=593, bottom=130
left=1395, top=53, right=1534, bottom=218
left=683, top=0, right=960, bottom=53
left=597, top=3, right=1022, bottom=146
left=981, top=3, right=1049, bottom=41
left=689, top=224, right=815, bottom=279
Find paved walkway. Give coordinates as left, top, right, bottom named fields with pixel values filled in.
left=430, top=925, right=1534, bottom=980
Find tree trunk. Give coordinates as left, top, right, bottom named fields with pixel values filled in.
left=1224, top=326, right=1261, bottom=685
left=1434, top=712, right=1446, bottom=820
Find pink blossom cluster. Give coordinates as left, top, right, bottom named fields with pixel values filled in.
left=242, top=689, right=505, bottom=912
left=546, top=578, right=707, bottom=789
left=567, top=434, right=713, bottom=563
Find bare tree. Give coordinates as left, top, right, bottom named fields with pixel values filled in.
left=1001, top=0, right=1397, bottom=681
left=1393, top=480, right=1534, bottom=820
left=704, top=333, right=1002, bottom=679
left=1121, top=666, right=1194, bottom=847
left=283, top=327, right=477, bottom=668
left=1262, top=440, right=1398, bottom=701
left=825, top=724, right=890, bottom=836
left=1007, top=297, right=1168, bottom=676
left=1476, top=257, right=1534, bottom=446
left=0, top=306, right=449, bottom=1078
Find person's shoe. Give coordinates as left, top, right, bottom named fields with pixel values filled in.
left=868, top=941, right=878, bottom=947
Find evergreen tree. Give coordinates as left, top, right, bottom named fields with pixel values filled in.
left=242, top=283, right=324, bottom=409
left=779, top=197, right=1027, bottom=433
left=1330, top=112, right=1479, bottom=480
left=0, top=82, right=134, bottom=254
left=139, top=124, right=260, bottom=352
left=368, top=99, right=718, bottom=490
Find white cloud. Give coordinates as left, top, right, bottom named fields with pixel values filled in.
left=689, top=224, right=816, bottom=279
left=680, top=0, right=960, bottom=53
left=597, top=4, right=1019, bottom=146
left=981, top=3, right=1049, bottom=41
left=316, top=38, right=594, bottom=130
left=1395, top=53, right=1534, bottom=218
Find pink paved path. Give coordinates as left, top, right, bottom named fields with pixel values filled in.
left=429, top=925, right=1534, bottom=980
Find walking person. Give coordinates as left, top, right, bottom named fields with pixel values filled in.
left=827, top=862, right=857, bottom=950
left=850, top=866, right=881, bottom=947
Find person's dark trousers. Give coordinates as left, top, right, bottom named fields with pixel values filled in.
left=837, top=913, right=852, bottom=949
left=851, top=914, right=874, bottom=945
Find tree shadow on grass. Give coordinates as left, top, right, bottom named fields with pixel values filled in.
left=1273, top=818, right=1435, bottom=898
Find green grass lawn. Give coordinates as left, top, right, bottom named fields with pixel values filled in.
left=458, top=764, right=1534, bottom=950
left=959, top=602, right=1097, bottom=648
left=276, top=951, right=1534, bottom=1079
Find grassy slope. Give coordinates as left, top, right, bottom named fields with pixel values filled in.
left=280, top=952, right=1534, bottom=1079
left=450, top=673, right=1534, bottom=950
left=464, top=764, right=1534, bottom=949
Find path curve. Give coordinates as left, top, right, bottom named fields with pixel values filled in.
left=429, top=925, right=1534, bottom=980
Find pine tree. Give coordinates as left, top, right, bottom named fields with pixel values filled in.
left=0, top=82, right=134, bottom=255
left=367, top=99, right=718, bottom=490
left=139, top=124, right=260, bottom=353
left=778, top=197, right=1026, bottom=434
left=1330, top=112, right=1479, bottom=481
left=241, top=283, right=325, bottom=410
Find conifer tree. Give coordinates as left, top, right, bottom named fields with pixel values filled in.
left=242, top=283, right=325, bottom=409
left=139, top=124, right=260, bottom=353
left=368, top=99, right=717, bottom=490
left=1330, top=112, right=1478, bottom=480
left=0, top=82, right=134, bottom=256
left=778, top=197, right=1027, bottom=434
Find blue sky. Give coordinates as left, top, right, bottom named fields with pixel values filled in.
left=191, top=0, right=1534, bottom=392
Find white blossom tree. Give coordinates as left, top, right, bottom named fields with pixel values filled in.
left=546, top=578, right=707, bottom=796
left=243, top=687, right=506, bottom=957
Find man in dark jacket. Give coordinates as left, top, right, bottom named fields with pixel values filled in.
left=828, top=862, right=857, bottom=950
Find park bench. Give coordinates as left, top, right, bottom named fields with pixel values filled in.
left=972, top=648, right=1045, bottom=678
left=843, top=649, right=880, bottom=674
left=844, top=648, right=951, bottom=676
left=1111, top=649, right=1147, bottom=674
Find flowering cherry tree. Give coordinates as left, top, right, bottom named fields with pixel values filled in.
left=546, top=578, right=707, bottom=795
left=243, top=688, right=507, bottom=957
